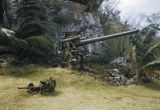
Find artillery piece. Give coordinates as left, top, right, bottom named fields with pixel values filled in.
left=61, top=30, right=139, bottom=69
left=18, top=77, right=56, bottom=94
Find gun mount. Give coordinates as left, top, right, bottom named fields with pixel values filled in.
left=61, top=30, right=139, bottom=69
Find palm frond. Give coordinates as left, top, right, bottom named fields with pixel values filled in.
left=141, top=27, right=156, bottom=44
left=145, top=43, right=160, bottom=57
left=143, top=59, right=160, bottom=69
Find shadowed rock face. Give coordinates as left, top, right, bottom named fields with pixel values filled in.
left=67, top=0, right=104, bottom=11
left=67, top=0, right=88, bottom=5
left=57, top=0, right=104, bottom=53
left=58, top=1, right=104, bottom=53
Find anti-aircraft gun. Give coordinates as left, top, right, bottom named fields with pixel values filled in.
left=60, top=30, right=139, bottom=69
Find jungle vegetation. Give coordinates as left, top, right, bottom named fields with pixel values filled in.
left=0, top=0, right=160, bottom=79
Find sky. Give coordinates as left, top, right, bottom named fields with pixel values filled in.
left=118, top=0, right=160, bottom=18
left=115, top=0, right=160, bottom=29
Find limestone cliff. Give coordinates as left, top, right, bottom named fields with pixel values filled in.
left=11, top=0, right=105, bottom=53
left=56, top=0, right=104, bottom=53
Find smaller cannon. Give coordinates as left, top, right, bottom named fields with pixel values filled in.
left=18, top=77, right=56, bottom=94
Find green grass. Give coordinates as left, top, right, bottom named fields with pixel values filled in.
left=87, top=63, right=110, bottom=74
left=0, top=66, right=160, bottom=110
left=0, top=64, right=38, bottom=76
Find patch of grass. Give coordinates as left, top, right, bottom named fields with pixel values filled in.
left=4, top=64, right=38, bottom=76
left=143, top=81, right=160, bottom=91
left=0, top=67, right=160, bottom=110
left=87, top=63, right=110, bottom=74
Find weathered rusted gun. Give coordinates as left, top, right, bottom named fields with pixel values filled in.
left=61, top=30, right=139, bottom=68
left=18, top=77, right=56, bottom=94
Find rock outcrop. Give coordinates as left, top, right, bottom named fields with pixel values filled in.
left=110, top=55, right=137, bottom=78
left=104, top=69, right=136, bottom=86
left=56, top=1, right=104, bottom=53
left=103, top=56, right=138, bottom=86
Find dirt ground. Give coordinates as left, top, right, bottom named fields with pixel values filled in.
left=0, top=67, right=160, bottom=110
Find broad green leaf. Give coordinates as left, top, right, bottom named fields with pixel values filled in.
left=143, top=59, right=160, bottom=69
left=145, top=43, right=160, bottom=57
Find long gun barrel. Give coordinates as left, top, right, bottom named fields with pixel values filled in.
left=18, top=87, right=30, bottom=89
left=77, top=30, right=139, bottom=46
left=18, top=87, right=40, bottom=89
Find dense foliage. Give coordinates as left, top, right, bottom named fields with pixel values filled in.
left=0, top=0, right=58, bottom=64
left=0, top=0, right=159, bottom=71
left=132, top=26, right=160, bottom=69
left=16, top=0, right=51, bottom=38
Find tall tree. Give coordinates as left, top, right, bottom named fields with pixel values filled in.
left=0, top=0, right=11, bottom=27
left=15, top=0, right=53, bottom=38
